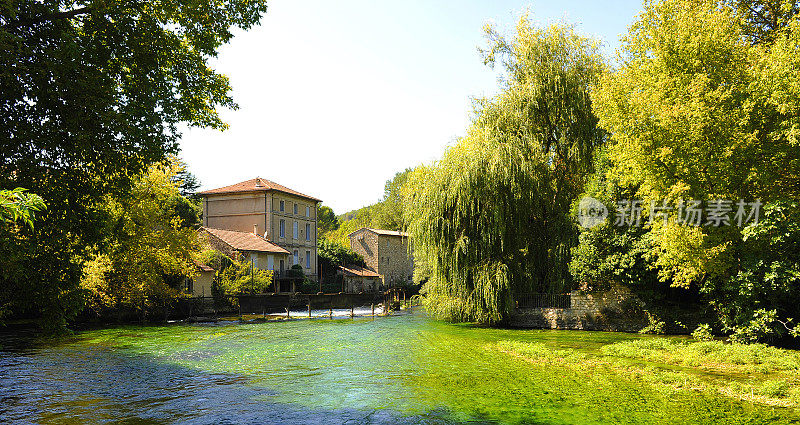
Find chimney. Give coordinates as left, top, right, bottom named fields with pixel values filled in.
left=253, top=224, right=258, bottom=235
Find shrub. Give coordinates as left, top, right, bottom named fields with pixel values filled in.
left=639, top=312, right=666, bottom=335
left=692, top=324, right=714, bottom=342
left=218, top=262, right=273, bottom=296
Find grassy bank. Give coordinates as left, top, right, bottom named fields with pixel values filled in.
left=499, top=337, right=800, bottom=409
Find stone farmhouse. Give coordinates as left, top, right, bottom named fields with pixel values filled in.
left=197, top=177, right=320, bottom=293
left=346, top=228, right=414, bottom=290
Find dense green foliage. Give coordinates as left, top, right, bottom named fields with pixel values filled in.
left=316, top=238, right=365, bottom=291
left=575, top=0, right=800, bottom=343
left=0, top=188, right=45, bottom=228
left=404, top=18, right=605, bottom=323
left=325, top=169, right=412, bottom=247
left=80, top=159, right=201, bottom=318
left=218, top=261, right=273, bottom=296
left=0, top=0, right=267, bottom=329
left=316, top=205, right=340, bottom=238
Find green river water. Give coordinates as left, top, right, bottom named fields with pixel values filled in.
left=0, top=312, right=796, bottom=424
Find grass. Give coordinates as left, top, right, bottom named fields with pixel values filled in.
left=599, top=338, right=800, bottom=373
left=499, top=338, right=800, bottom=409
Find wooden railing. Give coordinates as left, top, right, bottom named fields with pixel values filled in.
left=515, top=293, right=571, bottom=309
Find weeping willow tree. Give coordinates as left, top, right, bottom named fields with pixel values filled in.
left=404, top=17, right=606, bottom=324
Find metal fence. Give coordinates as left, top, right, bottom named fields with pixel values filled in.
left=515, top=293, right=571, bottom=309
left=173, top=292, right=390, bottom=318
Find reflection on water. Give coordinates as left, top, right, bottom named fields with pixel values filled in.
left=0, top=312, right=796, bottom=424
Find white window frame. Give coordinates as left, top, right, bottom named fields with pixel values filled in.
left=267, top=255, right=274, bottom=270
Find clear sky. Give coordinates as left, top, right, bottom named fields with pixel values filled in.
left=180, top=0, right=644, bottom=214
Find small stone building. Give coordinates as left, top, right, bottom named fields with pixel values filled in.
left=348, top=228, right=413, bottom=287
left=185, top=261, right=215, bottom=297
left=338, top=265, right=381, bottom=293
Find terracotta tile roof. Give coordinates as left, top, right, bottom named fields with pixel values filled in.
left=338, top=265, right=381, bottom=278
left=202, top=227, right=290, bottom=254
left=348, top=227, right=410, bottom=238
left=194, top=260, right=215, bottom=272
left=198, top=178, right=321, bottom=202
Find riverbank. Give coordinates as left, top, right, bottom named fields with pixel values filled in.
left=1, top=312, right=797, bottom=424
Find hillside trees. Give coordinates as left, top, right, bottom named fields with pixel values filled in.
left=0, top=0, right=267, bottom=329
left=404, top=17, right=606, bottom=324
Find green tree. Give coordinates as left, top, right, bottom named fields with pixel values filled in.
left=218, top=262, right=273, bottom=296
left=317, top=205, right=340, bottom=237
left=404, top=17, right=605, bottom=324
left=80, top=159, right=201, bottom=318
left=590, top=0, right=800, bottom=342
left=375, top=168, right=412, bottom=231
left=0, top=0, right=267, bottom=329
left=0, top=188, right=45, bottom=228
left=317, top=239, right=365, bottom=291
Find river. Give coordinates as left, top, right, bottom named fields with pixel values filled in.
left=0, top=312, right=795, bottom=424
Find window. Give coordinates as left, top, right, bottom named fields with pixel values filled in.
left=294, top=203, right=298, bottom=215
left=250, top=253, right=258, bottom=268
left=267, top=255, right=274, bottom=270
left=279, top=200, right=285, bottom=212
left=279, top=219, right=285, bottom=238
left=293, top=250, right=298, bottom=265
left=305, top=250, right=310, bottom=268
left=305, top=206, right=310, bottom=217
left=305, top=223, right=311, bottom=241
left=386, top=239, right=390, bottom=248
left=293, top=221, right=298, bottom=239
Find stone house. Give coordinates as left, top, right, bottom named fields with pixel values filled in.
left=199, top=177, right=320, bottom=285
left=338, top=265, right=381, bottom=293
left=348, top=228, right=413, bottom=287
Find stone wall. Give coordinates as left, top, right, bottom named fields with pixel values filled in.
left=510, top=285, right=649, bottom=332
left=376, top=234, right=414, bottom=285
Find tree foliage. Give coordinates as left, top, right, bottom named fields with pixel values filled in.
left=324, top=169, right=412, bottom=247
left=0, top=188, right=45, bottom=228
left=404, top=17, right=605, bottom=324
left=218, top=262, right=273, bottom=296
left=0, top=0, right=267, bottom=329
left=582, top=0, right=800, bottom=342
left=80, top=158, right=200, bottom=316
left=317, top=238, right=365, bottom=290
left=316, top=205, right=340, bottom=238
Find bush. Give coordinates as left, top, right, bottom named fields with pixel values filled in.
left=692, top=324, right=714, bottom=342
left=639, top=312, right=666, bottom=335
left=218, top=261, right=273, bottom=296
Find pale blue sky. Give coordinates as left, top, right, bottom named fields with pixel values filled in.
left=180, top=0, right=643, bottom=213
